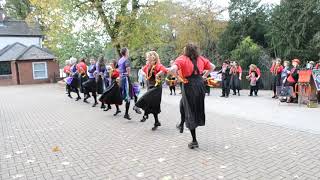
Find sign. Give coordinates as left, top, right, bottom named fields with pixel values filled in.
left=210, top=71, right=222, bottom=81
left=312, top=69, right=320, bottom=91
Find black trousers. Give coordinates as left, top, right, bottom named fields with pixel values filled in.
left=221, top=79, right=230, bottom=96
left=169, top=86, right=176, bottom=93
left=250, top=85, right=258, bottom=95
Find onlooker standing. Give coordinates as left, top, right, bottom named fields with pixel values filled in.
left=270, top=58, right=283, bottom=99
left=248, top=71, right=258, bottom=96
left=219, top=60, right=231, bottom=98
left=230, top=61, right=242, bottom=96
left=247, top=64, right=262, bottom=96
left=138, top=68, right=145, bottom=89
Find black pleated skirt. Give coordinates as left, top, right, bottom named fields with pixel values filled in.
left=99, top=82, right=123, bottom=105
left=181, top=74, right=206, bottom=130
left=135, top=85, right=162, bottom=114
left=97, top=76, right=104, bottom=94
left=230, top=74, right=241, bottom=90
left=82, top=78, right=97, bottom=93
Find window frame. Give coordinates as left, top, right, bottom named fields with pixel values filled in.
left=0, top=61, right=12, bottom=75
left=32, top=61, right=48, bottom=80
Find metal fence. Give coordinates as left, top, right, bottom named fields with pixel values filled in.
left=240, top=71, right=273, bottom=90
left=131, top=69, right=274, bottom=90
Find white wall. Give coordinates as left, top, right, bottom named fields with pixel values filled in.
left=0, top=36, right=42, bottom=49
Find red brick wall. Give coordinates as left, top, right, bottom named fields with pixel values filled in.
left=0, top=61, right=18, bottom=86
left=17, top=60, right=59, bottom=85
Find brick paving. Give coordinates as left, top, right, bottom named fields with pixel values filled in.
left=1, top=84, right=320, bottom=180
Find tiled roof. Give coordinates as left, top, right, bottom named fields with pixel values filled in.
left=0, top=20, right=43, bottom=37
left=0, top=43, right=55, bottom=62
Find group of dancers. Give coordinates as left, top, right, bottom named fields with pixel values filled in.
left=63, top=45, right=215, bottom=149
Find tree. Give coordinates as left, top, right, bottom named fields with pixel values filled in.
left=4, top=0, right=31, bottom=20
left=217, top=0, right=270, bottom=60
left=231, top=36, right=263, bottom=69
left=267, top=0, right=320, bottom=62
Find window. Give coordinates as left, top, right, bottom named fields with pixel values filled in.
left=32, top=62, right=48, bottom=79
left=0, top=62, right=12, bottom=75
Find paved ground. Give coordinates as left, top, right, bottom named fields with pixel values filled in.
left=1, top=84, right=320, bottom=180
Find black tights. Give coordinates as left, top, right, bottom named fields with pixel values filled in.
left=125, top=102, right=130, bottom=115
left=190, top=129, right=197, bottom=142
left=68, top=86, right=80, bottom=98
left=169, top=86, right=176, bottom=94
left=180, top=100, right=197, bottom=142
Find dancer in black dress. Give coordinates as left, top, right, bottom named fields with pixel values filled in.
left=66, top=57, right=81, bottom=101
left=168, top=43, right=214, bottom=149
left=82, top=58, right=98, bottom=106
left=134, top=51, right=167, bottom=130
left=99, top=60, right=123, bottom=116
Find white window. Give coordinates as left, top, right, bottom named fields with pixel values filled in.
left=32, top=62, right=48, bottom=80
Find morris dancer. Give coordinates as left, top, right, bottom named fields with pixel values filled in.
left=230, top=61, right=242, bottom=96
left=99, top=60, right=122, bottom=116
left=270, top=58, right=283, bottom=98
left=66, top=57, right=81, bottom=100
left=168, top=43, right=214, bottom=149
left=134, top=51, right=167, bottom=130
left=285, top=59, right=300, bottom=103
left=96, top=56, right=107, bottom=108
left=118, top=48, right=134, bottom=120
left=76, top=58, right=88, bottom=98
left=82, top=58, right=98, bottom=106
left=63, top=60, right=71, bottom=94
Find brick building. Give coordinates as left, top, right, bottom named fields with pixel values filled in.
left=0, top=9, right=59, bottom=86
left=0, top=42, right=59, bottom=85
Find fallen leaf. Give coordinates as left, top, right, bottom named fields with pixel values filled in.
left=136, top=172, right=144, bottom=178
left=4, top=154, right=12, bottom=159
left=52, top=146, right=60, bottom=152
left=61, top=161, right=70, bottom=166
left=161, top=175, right=173, bottom=180
left=12, top=174, right=24, bottom=179
left=15, top=151, right=23, bottom=155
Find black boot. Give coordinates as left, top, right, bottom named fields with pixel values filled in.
left=100, top=103, right=106, bottom=109
left=124, top=102, right=131, bottom=120
left=176, top=123, right=184, bottom=133
left=133, top=106, right=142, bottom=114
left=140, top=114, right=148, bottom=122
left=152, top=122, right=161, bottom=131
left=151, top=114, right=161, bottom=131
left=104, top=104, right=112, bottom=111
left=188, top=141, right=199, bottom=149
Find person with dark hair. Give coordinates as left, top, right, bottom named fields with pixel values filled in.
left=95, top=56, right=107, bottom=108
left=134, top=51, right=167, bottom=130
left=230, top=61, right=242, bottom=96
left=118, top=48, right=134, bottom=120
left=82, top=58, right=98, bottom=106
left=270, top=58, right=283, bottom=99
left=99, top=60, right=122, bottom=116
left=168, top=43, right=214, bottom=149
left=219, top=60, right=231, bottom=98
